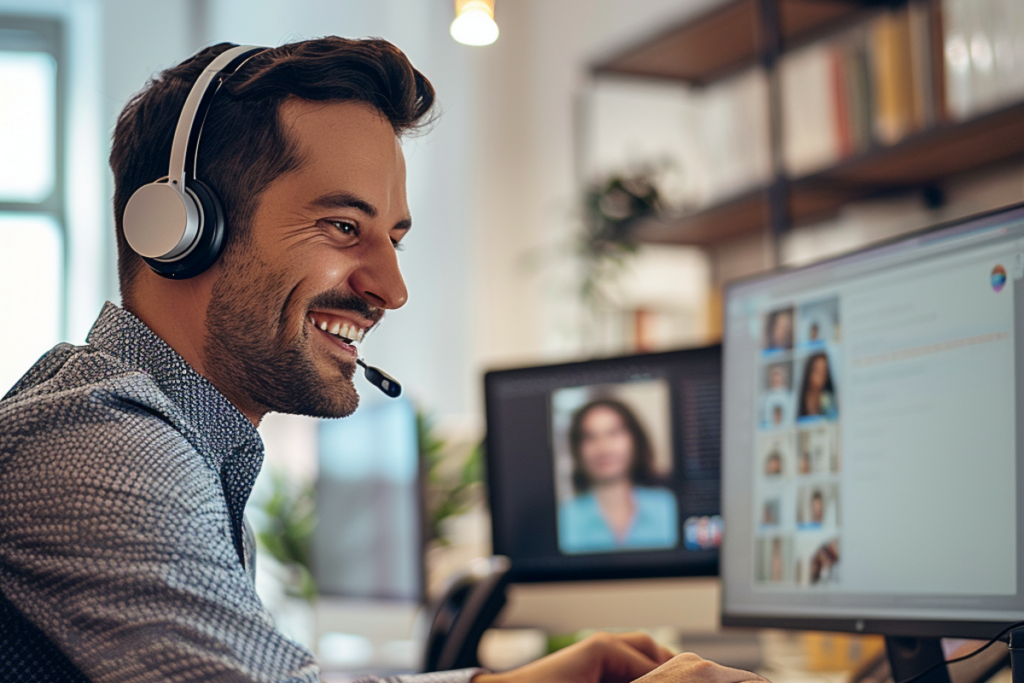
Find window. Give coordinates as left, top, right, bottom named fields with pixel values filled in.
left=0, top=18, right=64, bottom=394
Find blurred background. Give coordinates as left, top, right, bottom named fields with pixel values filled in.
left=1, top=0, right=1022, bottom=679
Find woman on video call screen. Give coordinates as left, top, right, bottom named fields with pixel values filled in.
left=554, top=382, right=678, bottom=555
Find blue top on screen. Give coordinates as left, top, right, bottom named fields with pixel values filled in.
left=558, top=486, right=678, bottom=554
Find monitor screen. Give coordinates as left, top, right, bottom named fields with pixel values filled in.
left=485, top=346, right=722, bottom=582
left=722, top=204, right=1024, bottom=638
left=313, top=396, right=422, bottom=601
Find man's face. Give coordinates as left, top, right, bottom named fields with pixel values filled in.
left=204, top=100, right=410, bottom=419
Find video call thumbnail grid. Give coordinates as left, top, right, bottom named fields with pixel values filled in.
left=484, top=348, right=723, bottom=581
left=755, top=297, right=841, bottom=588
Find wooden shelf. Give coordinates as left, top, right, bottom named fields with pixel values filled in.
left=805, top=101, right=1024, bottom=188
left=592, top=0, right=870, bottom=86
left=632, top=185, right=864, bottom=246
left=632, top=190, right=767, bottom=245
left=631, top=101, right=1024, bottom=247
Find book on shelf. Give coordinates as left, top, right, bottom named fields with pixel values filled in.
left=781, top=0, right=941, bottom=177
left=781, top=38, right=841, bottom=177
left=692, top=69, right=772, bottom=205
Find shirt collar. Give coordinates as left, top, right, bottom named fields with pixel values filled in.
left=86, top=302, right=264, bottom=552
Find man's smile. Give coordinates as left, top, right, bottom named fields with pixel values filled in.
left=308, top=311, right=374, bottom=359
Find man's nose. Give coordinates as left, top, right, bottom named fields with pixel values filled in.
left=349, top=236, right=408, bottom=310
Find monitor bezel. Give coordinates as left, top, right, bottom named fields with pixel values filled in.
left=720, top=200, right=1024, bottom=640
left=483, top=345, right=722, bottom=583
left=720, top=614, right=1013, bottom=640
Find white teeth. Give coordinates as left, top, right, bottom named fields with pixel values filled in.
left=310, top=313, right=366, bottom=343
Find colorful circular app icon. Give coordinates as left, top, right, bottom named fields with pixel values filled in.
left=992, top=264, right=1007, bottom=292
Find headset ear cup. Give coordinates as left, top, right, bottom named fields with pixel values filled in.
left=142, top=179, right=226, bottom=279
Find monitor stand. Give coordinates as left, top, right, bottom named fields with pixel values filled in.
left=878, top=636, right=1011, bottom=683
left=886, top=637, right=951, bottom=683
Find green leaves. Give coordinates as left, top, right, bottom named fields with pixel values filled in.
left=419, top=410, right=485, bottom=546
left=578, top=169, right=663, bottom=307
left=254, top=469, right=318, bottom=601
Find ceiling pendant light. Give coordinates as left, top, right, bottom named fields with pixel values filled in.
left=450, top=0, right=499, bottom=46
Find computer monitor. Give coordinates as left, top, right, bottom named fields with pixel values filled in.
left=484, top=346, right=723, bottom=582
left=313, top=396, right=423, bottom=601
left=721, top=204, right=1024, bottom=670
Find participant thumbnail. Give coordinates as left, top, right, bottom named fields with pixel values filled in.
left=756, top=535, right=794, bottom=583
left=794, top=535, right=840, bottom=586
left=760, top=497, right=781, bottom=527
left=796, top=483, right=839, bottom=529
left=797, top=297, right=839, bottom=346
left=551, top=380, right=678, bottom=555
left=763, top=306, right=795, bottom=352
left=762, top=392, right=793, bottom=429
left=796, top=351, right=838, bottom=421
left=796, top=425, right=839, bottom=475
left=683, top=515, right=723, bottom=551
left=758, top=433, right=795, bottom=479
left=761, top=360, right=795, bottom=429
left=764, top=361, right=793, bottom=392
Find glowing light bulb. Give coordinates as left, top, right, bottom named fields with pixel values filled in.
left=451, top=0, right=499, bottom=46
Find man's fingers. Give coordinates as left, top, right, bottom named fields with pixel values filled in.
left=615, top=631, right=675, bottom=665
left=593, top=635, right=661, bottom=682
left=678, top=653, right=765, bottom=683
left=635, top=652, right=768, bottom=683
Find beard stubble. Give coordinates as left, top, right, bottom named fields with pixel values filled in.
left=203, top=243, right=361, bottom=419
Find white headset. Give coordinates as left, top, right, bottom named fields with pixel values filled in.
left=122, top=44, right=267, bottom=279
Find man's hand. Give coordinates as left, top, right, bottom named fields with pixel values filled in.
left=633, top=652, right=768, bottom=683
left=473, top=632, right=674, bottom=683
left=472, top=632, right=767, bottom=683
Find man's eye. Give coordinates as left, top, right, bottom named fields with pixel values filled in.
left=392, top=239, right=405, bottom=252
left=329, top=220, right=357, bottom=235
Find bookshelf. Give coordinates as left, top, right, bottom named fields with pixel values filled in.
left=632, top=100, right=1024, bottom=246
left=591, top=0, right=1024, bottom=248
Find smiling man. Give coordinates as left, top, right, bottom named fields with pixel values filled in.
left=0, top=39, right=766, bottom=683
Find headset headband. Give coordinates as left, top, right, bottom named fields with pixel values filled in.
left=168, top=44, right=266, bottom=189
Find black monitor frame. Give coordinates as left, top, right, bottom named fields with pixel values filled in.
left=720, top=201, right=1024, bottom=643
left=484, top=346, right=722, bottom=584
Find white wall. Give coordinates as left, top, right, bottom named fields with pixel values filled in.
left=464, top=0, right=722, bottom=416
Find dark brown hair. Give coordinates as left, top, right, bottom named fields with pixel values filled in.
left=568, top=398, right=662, bottom=494
left=110, top=38, right=436, bottom=304
left=797, top=352, right=836, bottom=417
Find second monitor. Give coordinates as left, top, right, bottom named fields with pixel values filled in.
left=484, top=346, right=723, bottom=582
